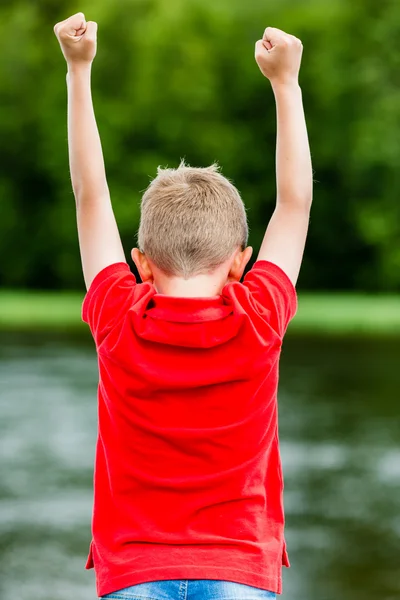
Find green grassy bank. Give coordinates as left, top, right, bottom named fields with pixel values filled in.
left=0, top=290, right=400, bottom=336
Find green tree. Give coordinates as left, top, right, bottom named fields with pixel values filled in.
left=0, top=0, right=399, bottom=291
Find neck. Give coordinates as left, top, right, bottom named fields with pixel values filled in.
left=153, top=272, right=228, bottom=298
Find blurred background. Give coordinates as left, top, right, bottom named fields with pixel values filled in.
left=0, top=0, right=399, bottom=599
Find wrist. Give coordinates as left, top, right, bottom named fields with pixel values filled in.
left=270, top=79, right=301, bottom=94
left=67, top=61, right=92, bottom=76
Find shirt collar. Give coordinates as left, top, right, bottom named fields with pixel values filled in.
left=145, top=293, right=233, bottom=323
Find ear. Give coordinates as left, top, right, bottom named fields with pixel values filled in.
left=131, top=248, right=154, bottom=283
left=228, top=246, right=253, bottom=282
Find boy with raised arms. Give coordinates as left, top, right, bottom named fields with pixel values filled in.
left=54, top=13, right=312, bottom=600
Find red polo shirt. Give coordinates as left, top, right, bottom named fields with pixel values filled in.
left=82, top=259, right=297, bottom=597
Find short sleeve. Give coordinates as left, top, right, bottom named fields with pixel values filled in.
left=82, top=262, right=136, bottom=346
left=242, top=260, right=298, bottom=337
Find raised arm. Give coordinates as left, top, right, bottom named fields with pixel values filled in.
left=255, top=27, right=312, bottom=286
left=54, top=13, right=126, bottom=290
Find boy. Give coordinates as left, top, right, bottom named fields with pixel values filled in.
left=54, top=13, right=312, bottom=600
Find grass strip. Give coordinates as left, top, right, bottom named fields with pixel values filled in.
left=1, top=290, right=400, bottom=336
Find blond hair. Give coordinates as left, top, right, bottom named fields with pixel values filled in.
left=137, top=161, right=248, bottom=278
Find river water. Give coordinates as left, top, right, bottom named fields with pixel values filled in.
left=0, top=332, right=399, bottom=600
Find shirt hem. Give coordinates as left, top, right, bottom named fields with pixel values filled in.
left=96, top=565, right=283, bottom=597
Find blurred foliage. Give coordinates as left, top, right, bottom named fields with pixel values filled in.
left=1, top=0, right=400, bottom=290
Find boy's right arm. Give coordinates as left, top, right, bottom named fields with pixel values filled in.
left=255, top=27, right=313, bottom=287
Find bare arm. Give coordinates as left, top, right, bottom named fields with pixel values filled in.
left=54, top=13, right=126, bottom=290
left=255, top=28, right=313, bottom=286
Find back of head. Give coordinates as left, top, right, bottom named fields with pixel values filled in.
left=138, top=161, right=248, bottom=278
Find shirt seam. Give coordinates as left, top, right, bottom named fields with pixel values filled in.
left=250, top=260, right=298, bottom=318
left=82, top=262, right=132, bottom=323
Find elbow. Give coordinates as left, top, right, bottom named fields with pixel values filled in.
left=73, top=187, right=94, bottom=208
left=72, top=186, right=81, bottom=205
left=278, top=192, right=313, bottom=212
left=72, top=183, right=110, bottom=207
left=71, top=177, right=85, bottom=204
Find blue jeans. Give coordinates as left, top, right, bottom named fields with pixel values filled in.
left=100, top=580, right=276, bottom=599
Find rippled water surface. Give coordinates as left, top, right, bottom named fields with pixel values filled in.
left=0, top=332, right=399, bottom=600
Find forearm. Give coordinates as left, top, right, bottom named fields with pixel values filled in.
left=67, top=63, right=108, bottom=202
left=272, top=82, right=312, bottom=209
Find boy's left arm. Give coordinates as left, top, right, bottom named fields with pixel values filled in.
left=54, top=13, right=126, bottom=290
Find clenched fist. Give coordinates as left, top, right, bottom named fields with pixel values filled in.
left=54, top=12, right=97, bottom=65
left=255, top=27, right=303, bottom=86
